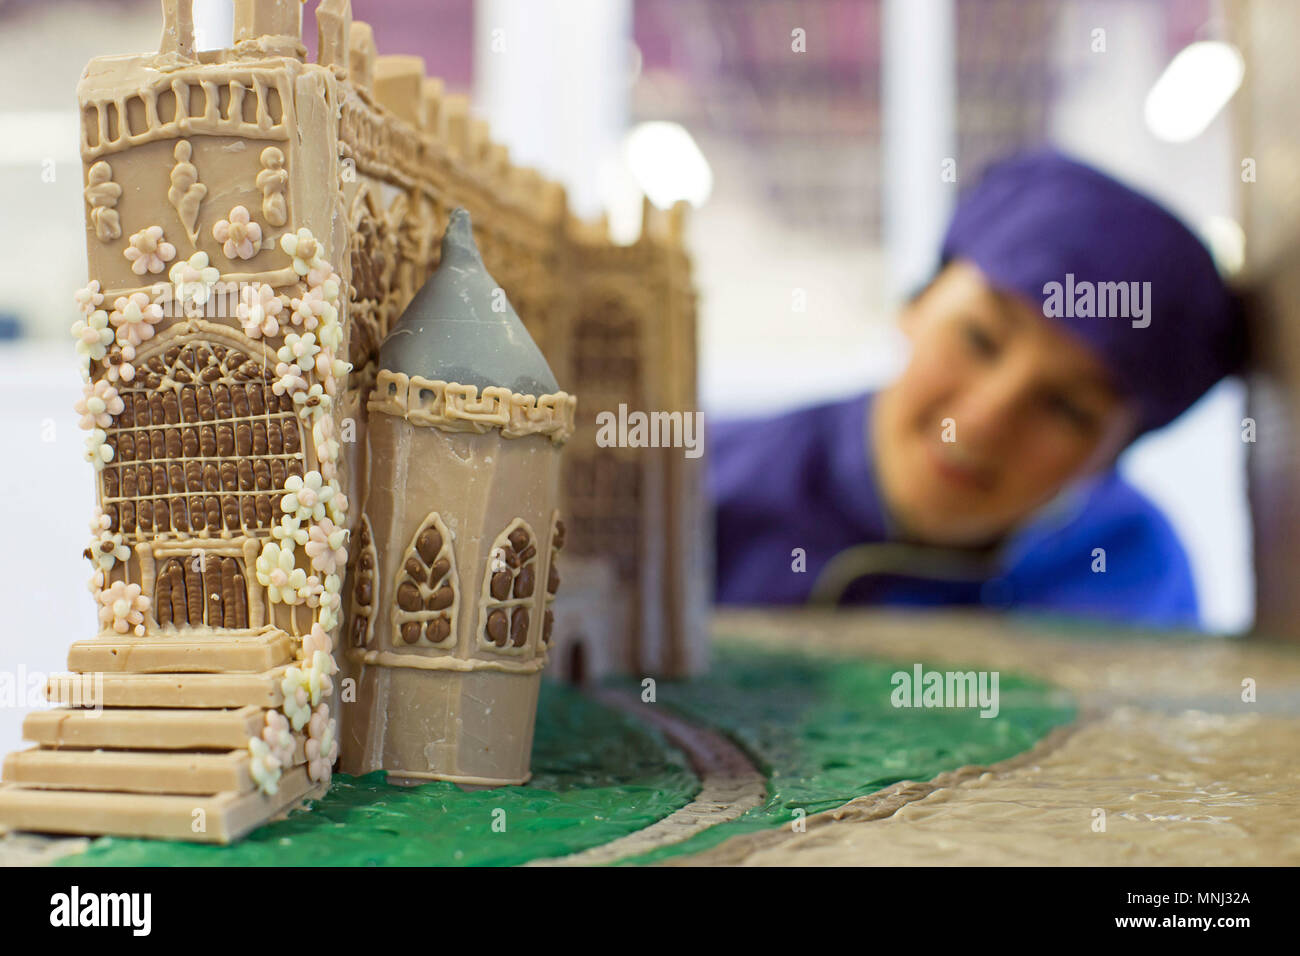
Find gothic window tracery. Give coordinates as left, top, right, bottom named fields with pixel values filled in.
left=479, top=519, right=538, bottom=653
left=542, top=514, right=565, bottom=646
left=100, top=340, right=304, bottom=543
left=348, top=515, right=378, bottom=647
left=391, top=511, right=458, bottom=648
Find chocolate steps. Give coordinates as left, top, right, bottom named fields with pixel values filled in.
left=66, top=629, right=293, bottom=673
left=0, top=630, right=316, bottom=844
left=44, top=665, right=290, bottom=709
left=0, top=767, right=325, bottom=844
left=4, top=747, right=255, bottom=795
left=23, top=705, right=264, bottom=750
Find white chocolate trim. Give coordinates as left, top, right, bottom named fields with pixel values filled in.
left=346, top=647, right=546, bottom=675
left=369, top=371, right=576, bottom=443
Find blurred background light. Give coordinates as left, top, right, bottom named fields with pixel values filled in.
left=623, top=121, right=714, bottom=209
left=1198, top=213, right=1246, bottom=275
left=193, top=0, right=235, bottom=52
left=1144, top=40, right=1244, bottom=143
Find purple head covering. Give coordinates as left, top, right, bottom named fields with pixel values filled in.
left=940, top=150, right=1243, bottom=437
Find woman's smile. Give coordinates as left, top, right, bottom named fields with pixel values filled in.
left=922, top=438, right=998, bottom=494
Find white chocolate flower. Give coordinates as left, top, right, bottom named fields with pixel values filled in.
left=280, top=471, right=332, bottom=523
left=289, top=286, right=336, bottom=331
left=306, top=264, right=341, bottom=291
left=168, top=252, right=220, bottom=310
left=316, top=573, right=343, bottom=632
left=123, top=225, right=176, bottom=275
left=109, top=292, right=164, bottom=349
left=103, top=343, right=137, bottom=385
left=75, top=380, right=124, bottom=430
left=294, top=382, right=329, bottom=411
left=280, top=228, right=324, bottom=277
left=322, top=358, right=353, bottom=399
left=83, top=428, right=114, bottom=470
left=305, top=702, right=337, bottom=784
left=279, top=571, right=308, bottom=606
left=317, top=313, right=344, bottom=351
left=87, top=527, right=130, bottom=573
left=255, top=540, right=306, bottom=605
left=86, top=510, right=129, bottom=571
left=303, top=622, right=333, bottom=662
left=71, top=310, right=114, bottom=363
left=279, top=666, right=313, bottom=731
left=270, top=513, right=309, bottom=548
left=298, top=574, right=325, bottom=607
left=249, top=737, right=282, bottom=795
left=235, top=282, right=285, bottom=339
left=89, top=506, right=111, bottom=535
left=262, top=709, right=295, bottom=768
left=305, top=518, right=348, bottom=576
left=97, top=580, right=150, bottom=636
left=272, top=362, right=308, bottom=398
left=212, top=205, right=263, bottom=260
left=73, top=280, right=103, bottom=316
left=277, top=332, right=320, bottom=373
left=326, top=486, right=349, bottom=524
left=311, top=412, right=339, bottom=465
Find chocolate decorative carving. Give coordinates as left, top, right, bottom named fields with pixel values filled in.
left=391, top=511, right=457, bottom=648
left=99, top=340, right=305, bottom=542
left=256, top=146, right=288, bottom=227
left=346, top=188, right=390, bottom=370
left=368, top=372, right=576, bottom=443
left=348, top=514, right=377, bottom=647
left=542, top=512, right=565, bottom=646
left=167, top=139, right=206, bottom=243
left=478, top=518, right=537, bottom=654
left=84, top=161, right=122, bottom=242
left=155, top=554, right=248, bottom=629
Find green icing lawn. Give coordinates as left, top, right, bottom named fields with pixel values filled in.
left=59, top=639, right=1075, bottom=866
left=620, top=639, right=1076, bottom=864
left=62, top=679, right=698, bottom=867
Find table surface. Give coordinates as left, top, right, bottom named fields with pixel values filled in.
left=4, top=607, right=1297, bottom=866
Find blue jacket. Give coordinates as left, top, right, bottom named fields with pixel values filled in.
left=710, top=393, right=1199, bottom=629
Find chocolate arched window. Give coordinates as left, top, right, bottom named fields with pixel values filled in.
left=391, top=511, right=458, bottom=648
left=348, top=515, right=378, bottom=647
left=478, top=519, right=538, bottom=653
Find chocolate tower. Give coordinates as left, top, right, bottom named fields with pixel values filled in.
left=341, top=208, right=574, bottom=785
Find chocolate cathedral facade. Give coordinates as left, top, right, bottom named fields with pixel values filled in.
left=0, top=0, right=705, bottom=843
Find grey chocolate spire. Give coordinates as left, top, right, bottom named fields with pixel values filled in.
left=378, top=207, right=559, bottom=395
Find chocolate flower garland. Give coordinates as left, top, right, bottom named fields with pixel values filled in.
left=70, top=226, right=352, bottom=797
left=247, top=228, right=351, bottom=793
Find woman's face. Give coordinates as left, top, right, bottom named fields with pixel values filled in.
left=873, top=260, right=1135, bottom=547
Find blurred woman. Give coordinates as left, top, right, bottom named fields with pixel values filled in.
left=711, top=151, right=1242, bottom=629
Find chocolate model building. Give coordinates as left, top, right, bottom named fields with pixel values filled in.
left=0, top=0, right=704, bottom=843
